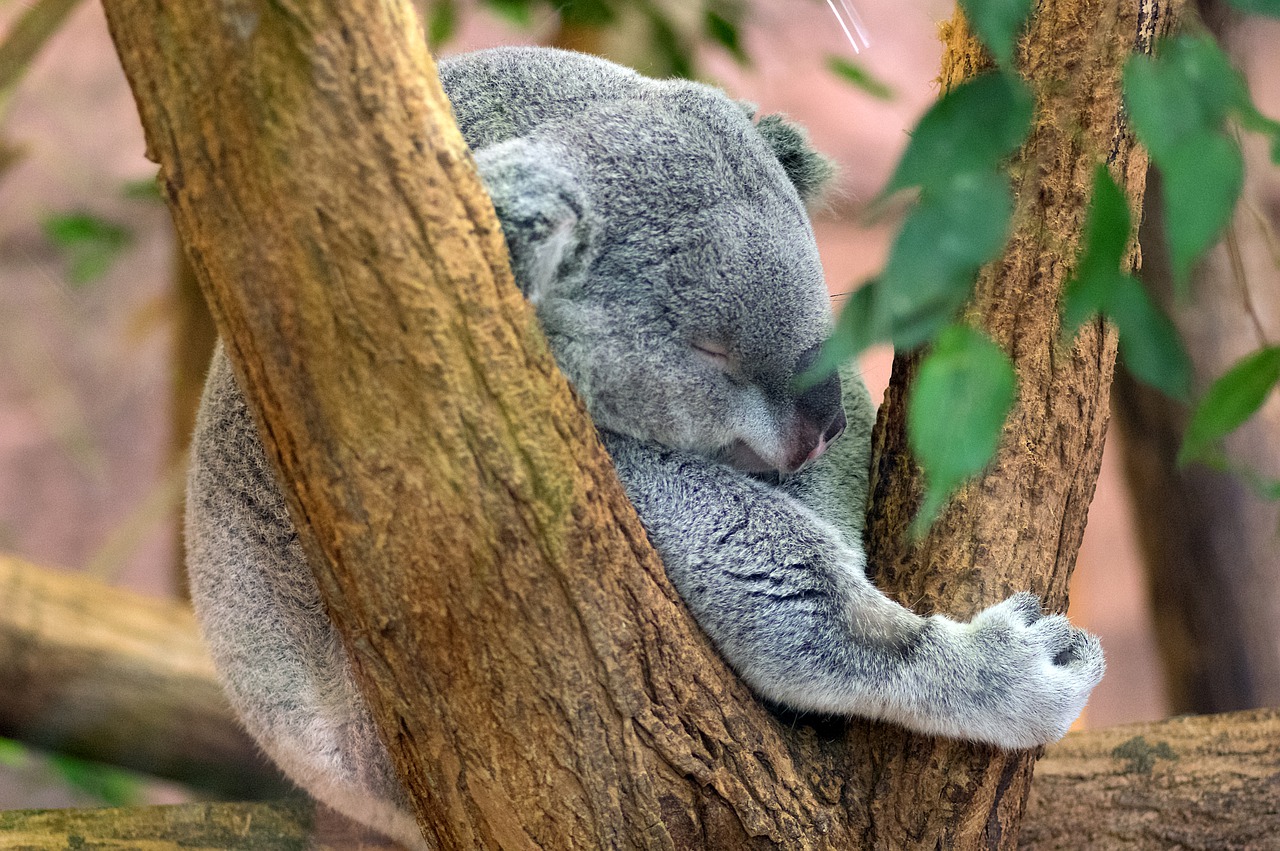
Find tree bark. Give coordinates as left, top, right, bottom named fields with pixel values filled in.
left=857, top=1, right=1179, bottom=846
left=0, top=553, right=287, bottom=798
left=1111, top=0, right=1280, bottom=715
left=1021, top=708, right=1280, bottom=849
left=100, top=0, right=1179, bottom=848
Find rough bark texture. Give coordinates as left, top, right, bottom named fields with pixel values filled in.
left=99, top=0, right=1184, bottom=848
left=859, top=1, right=1180, bottom=847
left=1111, top=0, right=1280, bottom=715
left=1021, top=708, right=1280, bottom=849
left=0, top=553, right=287, bottom=798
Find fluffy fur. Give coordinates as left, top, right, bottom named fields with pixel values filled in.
left=186, top=47, right=1104, bottom=849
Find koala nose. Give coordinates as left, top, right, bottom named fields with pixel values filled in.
left=788, top=344, right=846, bottom=471
left=794, top=344, right=843, bottom=429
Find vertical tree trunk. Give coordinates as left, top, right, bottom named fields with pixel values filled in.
left=1110, top=0, right=1280, bottom=714
left=857, top=1, right=1178, bottom=846
left=101, top=0, right=1177, bottom=848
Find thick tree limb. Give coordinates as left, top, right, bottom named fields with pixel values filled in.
left=0, top=554, right=287, bottom=798
left=102, top=1, right=871, bottom=847
left=1022, top=709, right=1280, bottom=849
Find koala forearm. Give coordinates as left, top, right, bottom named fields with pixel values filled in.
left=603, top=431, right=1103, bottom=750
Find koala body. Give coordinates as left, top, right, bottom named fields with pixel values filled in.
left=186, top=47, right=1104, bottom=849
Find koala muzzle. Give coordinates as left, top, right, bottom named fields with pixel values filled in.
left=785, top=344, right=845, bottom=472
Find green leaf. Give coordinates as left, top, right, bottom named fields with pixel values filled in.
left=1161, top=132, right=1243, bottom=288
left=426, top=0, right=457, bottom=49
left=121, top=176, right=163, bottom=202
left=1077, top=166, right=1132, bottom=280
left=1109, top=274, right=1192, bottom=399
left=42, top=212, right=132, bottom=286
left=1124, top=35, right=1248, bottom=161
left=704, top=10, right=748, bottom=65
left=49, top=754, right=141, bottom=807
left=959, top=0, right=1034, bottom=67
left=879, top=171, right=1014, bottom=348
left=1060, top=166, right=1190, bottom=399
left=908, top=325, right=1017, bottom=532
left=0, top=738, right=27, bottom=768
left=1180, top=346, right=1280, bottom=465
left=826, top=56, right=893, bottom=100
left=1226, top=0, right=1280, bottom=16
left=482, top=0, right=534, bottom=28
left=806, top=282, right=885, bottom=383
left=1062, top=166, right=1132, bottom=338
left=885, top=71, right=1034, bottom=195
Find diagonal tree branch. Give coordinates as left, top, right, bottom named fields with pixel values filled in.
left=100, top=0, right=856, bottom=847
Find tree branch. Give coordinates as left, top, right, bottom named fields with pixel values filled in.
left=856, top=1, right=1181, bottom=845
left=101, top=0, right=870, bottom=847
left=0, top=554, right=286, bottom=798
left=1022, top=708, right=1280, bottom=848
left=4, top=709, right=1274, bottom=847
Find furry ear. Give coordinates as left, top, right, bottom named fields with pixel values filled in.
left=474, top=139, right=596, bottom=304
left=752, top=113, right=836, bottom=203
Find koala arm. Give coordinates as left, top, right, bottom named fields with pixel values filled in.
left=602, top=431, right=1104, bottom=749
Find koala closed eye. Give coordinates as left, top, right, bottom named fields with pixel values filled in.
left=691, top=340, right=742, bottom=378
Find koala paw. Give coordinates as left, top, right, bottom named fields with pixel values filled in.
left=947, top=592, right=1105, bottom=750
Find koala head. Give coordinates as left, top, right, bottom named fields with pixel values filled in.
left=473, top=73, right=843, bottom=475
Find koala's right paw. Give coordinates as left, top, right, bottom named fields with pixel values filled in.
left=949, top=592, right=1105, bottom=750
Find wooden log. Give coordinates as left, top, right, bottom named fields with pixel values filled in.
left=1022, top=708, right=1280, bottom=849
left=0, top=553, right=287, bottom=798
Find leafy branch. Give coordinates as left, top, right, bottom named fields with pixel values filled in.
left=821, top=0, right=1280, bottom=527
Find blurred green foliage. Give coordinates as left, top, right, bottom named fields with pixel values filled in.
left=423, top=0, right=751, bottom=78
left=41, top=212, right=131, bottom=287
left=0, top=738, right=141, bottom=807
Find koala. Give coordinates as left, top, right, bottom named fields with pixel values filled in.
left=186, top=46, right=1104, bottom=849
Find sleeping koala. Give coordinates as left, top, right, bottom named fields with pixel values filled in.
left=186, top=46, right=1104, bottom=849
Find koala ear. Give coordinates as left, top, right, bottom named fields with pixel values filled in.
left=752, top=112, right=837, bottom=203
left=473, top=139, right=595, bottom=304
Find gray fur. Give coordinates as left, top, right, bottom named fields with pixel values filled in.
left=186, top=47, right=1103, bottom=849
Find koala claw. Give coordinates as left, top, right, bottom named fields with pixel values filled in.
left=948, top=592, right=1105, bottom=750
